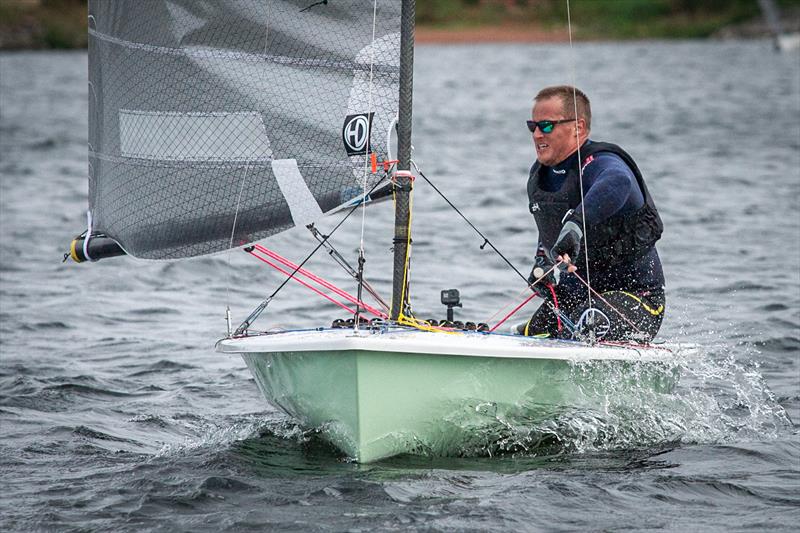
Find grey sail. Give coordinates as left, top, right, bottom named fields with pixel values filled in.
left=87, top=0, right=401, bottom=259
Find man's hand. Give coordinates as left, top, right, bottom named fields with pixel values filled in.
left=528, top=254, right=556, bottom=296
left=551, top=219, right=583, bottom=271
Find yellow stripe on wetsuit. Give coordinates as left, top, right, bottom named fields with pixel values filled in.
left=610, top=291, right=664, bottom=316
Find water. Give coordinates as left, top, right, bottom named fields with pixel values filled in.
left=1, top=40, right=799, bottom=531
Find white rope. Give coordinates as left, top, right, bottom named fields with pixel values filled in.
left=387, top=114, right=398, bottom=169
left=225, top=164, right=250, bottom=325
left=83, top=210, right=93, bottom=262
left=228, top=4, right=269, bottom=335
left=354, top=0, right=380, bottom=331
left=566, top=0, right=594, bottom=330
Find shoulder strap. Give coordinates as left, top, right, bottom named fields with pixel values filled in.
left=527, top=161, right=543, bottom=200
left=580, top=141, right=657, bottom=208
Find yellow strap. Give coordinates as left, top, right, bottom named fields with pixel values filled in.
left=616, top=291, right=664, bottom=316
left=522, top=317, right=550, bottom=338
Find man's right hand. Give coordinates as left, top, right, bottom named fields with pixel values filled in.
left=528, top=254, right=556, bottom=295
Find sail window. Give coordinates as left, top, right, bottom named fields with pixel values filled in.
left=118, top=110, right=271, bottom=162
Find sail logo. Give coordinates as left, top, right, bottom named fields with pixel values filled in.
left=342, top=112, right=374, bottom=156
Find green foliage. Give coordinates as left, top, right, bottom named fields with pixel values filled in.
left=417, top=0, right=800, bottom=39
left=43, top=20, right=76, bottom=49
left=416, top=0, right=510, bottom=26
left=0, top=0, right=87, bottom=49
left=1, top=0, right=799, bottom=49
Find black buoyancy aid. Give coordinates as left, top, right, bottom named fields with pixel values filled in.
left=527, top=141, right=663, bottom=268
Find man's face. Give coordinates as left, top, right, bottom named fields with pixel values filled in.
left=531, top=96, right=580, bottom=166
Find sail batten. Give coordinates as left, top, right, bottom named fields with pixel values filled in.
left=90, top=28, right=401, bottom=75
left=88, top=0, right=401, bottom=260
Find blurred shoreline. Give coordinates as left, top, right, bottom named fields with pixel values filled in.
left=416, top=24, right=569, bottom=44
left=0, top=1, right=798, bottom=50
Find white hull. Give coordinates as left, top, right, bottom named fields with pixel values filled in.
left=218, top=328, right=681, bottom=462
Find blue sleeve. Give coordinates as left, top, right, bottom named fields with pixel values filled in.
left=575, top=153, right=643, bottom=226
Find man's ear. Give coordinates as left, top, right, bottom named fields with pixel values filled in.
left=576, top=118, right=587, bottom=136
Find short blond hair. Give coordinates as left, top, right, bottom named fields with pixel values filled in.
left=534, top=85, right=591, bottom=130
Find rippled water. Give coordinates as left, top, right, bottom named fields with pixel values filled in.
left=2, top=40, right=799, bottom=531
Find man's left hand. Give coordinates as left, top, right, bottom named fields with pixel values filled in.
left=551, top=220, right=583, bottom=269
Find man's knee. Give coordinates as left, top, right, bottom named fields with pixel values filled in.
left=596, top=290, right=665, bottom=342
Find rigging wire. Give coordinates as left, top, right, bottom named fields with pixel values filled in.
left=224, top=163, right=251, bottom=337
left=234, top=178, right=386, bottom=336
left=565, top=0, right=595, bottom=340
left=223, top=2, right=271, bottom=336
left=306, top=224, right=390, bottom=312
left=354, top=0, right=380, bottom=330
left=410, top=161, right=579, bottom=336
left=569, top=270, right=647, bottom=336
left=411, top=161, right=529, bottom=285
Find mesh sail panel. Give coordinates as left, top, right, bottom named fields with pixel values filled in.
left=88, top=0, right=401, bottom=259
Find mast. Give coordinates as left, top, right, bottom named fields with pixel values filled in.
left=390, top=0, right=415, bottom=321
left=757, top=0, right=785, bottom=50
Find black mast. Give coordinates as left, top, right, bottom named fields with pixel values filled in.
left=390, top=0, right=415, bottom=321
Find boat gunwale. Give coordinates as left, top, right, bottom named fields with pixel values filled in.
left=217, top=328, right=679, bottom=362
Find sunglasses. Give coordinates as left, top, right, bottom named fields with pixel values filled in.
left=526, top=118, right=576, bottom=134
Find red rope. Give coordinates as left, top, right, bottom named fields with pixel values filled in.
left=488, top=291, right=539, bottom=332
left=548, top=284, right=563, bottom=332
left=249, top=244, right=388, bottom=319
left=246, top=250, right=358, bottom=316
left=487, top=260, right=565, bottom=333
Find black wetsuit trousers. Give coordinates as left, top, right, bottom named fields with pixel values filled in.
left=523, top=285, right=665, bottom=342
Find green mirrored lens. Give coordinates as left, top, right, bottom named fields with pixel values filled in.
left=541, top=122, right=554, bottom=133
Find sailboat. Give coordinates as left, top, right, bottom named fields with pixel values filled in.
left=758, top=0, right=800, bottom=51
left=71, top=0, right=681, bottom=462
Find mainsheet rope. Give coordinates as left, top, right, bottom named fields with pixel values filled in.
left=412, top=161, right=529, bottom=285
left=411, top=162, right=640, bottom=338
left=570, top=270, right=647, bottom=336
left=565, top=0, right=595, bottom=335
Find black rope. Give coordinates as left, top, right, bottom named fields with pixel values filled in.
left=415, top=178, right=578, bottom=336
left=416, top=168, right=528, bottom=285
left=235, top=178, right=386, bottom=335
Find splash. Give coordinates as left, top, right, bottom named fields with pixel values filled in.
left=153, top=344, right=790, bottom=462
left=150, top=413, right=327, bottom=459
left=434, top=344, right=793, bottom=458
left=152, top=414, right=270, bottom=458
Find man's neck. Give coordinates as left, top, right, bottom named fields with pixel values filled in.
left=553, top=138, right=591, bottom=169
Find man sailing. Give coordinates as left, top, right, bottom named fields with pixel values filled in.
left=519, top=85, right=665, bottom=342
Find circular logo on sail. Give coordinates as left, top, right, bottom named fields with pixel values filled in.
left=342, top=112, right=374, bottom=156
